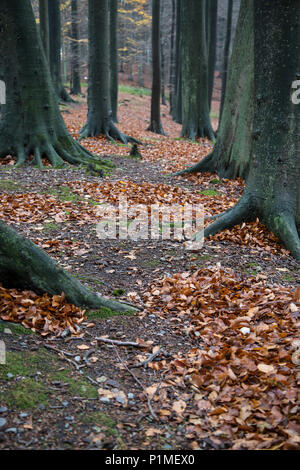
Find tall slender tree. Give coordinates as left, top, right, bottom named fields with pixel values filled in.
left=70, top=0, right=82, bottom=95
left=110, top=0, right=119, bottom=123
left=48, top=0, right=72, bottom=102
left=207, top=0, right=218, bottom=110
left=200, top=0, right=300, bottom=260
left=147, top=0, right=165, bottom=135
left=80, top=0, right=137, bottom=143
left=220, top=0, right=233, bottom=119
left=174, top=0, right=253, bottom=180
left=180, top=0, right=214, bottom=140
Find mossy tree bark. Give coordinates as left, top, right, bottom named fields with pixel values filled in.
left=0, top=0, right=103, bottom=169
left=147, top=0, right=165, bottom=135
left=0, top=221, right=137, bottom=313
left=70, top=0, right=82, bottom=96
left=48, top=0, right=72, bottom=102
left=180, top=0, right=214, bottom=141
left=203, top=0, right=300, bottom=260
left=174, top=0, right=253, bottom=180
left=80, top=0, right=137, bottom=144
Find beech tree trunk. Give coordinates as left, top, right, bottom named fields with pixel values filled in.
left=39, top=0, right=50, bottom=62
left=147, top=0, right=165, bottom=135
left=110, top=0, right=119, bottom=123
left=80, top=0, right=137, bottom=144
left=70, top=0, right=82, bottom=96
left=207, top=0, right=218, bottom=110
left=174, top=0, right=253, bottom=180
left=204, top=0, right=300, bottom=260
left=180, top=0, right=214, bottom=140
left=0, top=0, right=104, bottom=169
left=48, top=0, right=72, bottom=102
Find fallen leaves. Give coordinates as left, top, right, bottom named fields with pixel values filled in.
left=141, top=265, right=300, bottom=449
left=0, top=287, right=85, bottom=336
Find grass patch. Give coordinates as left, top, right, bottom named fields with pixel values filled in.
left=0, top=349, right=98, bottom=409
left=111, top=288, right=126, bottom=297
left=119, top=84, right=151, bottom=97
left=43, top=222, right=60, bottom=232
left=0, top=180, right=23, bottom=191
left=86, top=306, right=134, bottom=320
left=0, top=321, right=33, bottom=335
left=198, top=189, right=221, bottom=197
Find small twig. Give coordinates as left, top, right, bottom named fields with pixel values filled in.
left=132, top=348, right=164, bottom=368
left=95, top=337, right=149, bottom=348
left=111, top=344, right=159, bottom=421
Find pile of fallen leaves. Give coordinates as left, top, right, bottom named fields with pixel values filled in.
left=0, top=287, right=85, bottom=336
left=142, top=266, right=300, bottom=449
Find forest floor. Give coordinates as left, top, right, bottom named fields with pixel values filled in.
left=0, top=86, right=299, bottom=451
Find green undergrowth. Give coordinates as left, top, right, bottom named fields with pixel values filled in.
left=0, top=321, right=33, bottom=335
left=80, top=411, right=125, bottom=447
left=198, top=189, right=222, bottom=197
left=86, top=306, right=134, bottom=320
left=119, top=84, right=151, bottom=97
left=0, top=179, right=23, bottom=191
left=0, top=349, right=97, bottom=409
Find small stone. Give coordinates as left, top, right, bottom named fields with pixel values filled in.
left=74, top=356, right=81, bottom=362
left=0, top=418, right=6, bottom=429
left=99, top=397, right=110, bottom=404
left=6, top=373, right=14, bottom=379
left=19, top=412, right=28, bottom=419
left=116, top=395, right=125, bottom=405
left=240, top=327, right=251, bottom=335
left=128, top=393, right=134, bottom=399
left=62, top=401, right=69, bottom=407
left=5, top=427, right=17, bottom=434
left=0, top=407, right=7, bottom=414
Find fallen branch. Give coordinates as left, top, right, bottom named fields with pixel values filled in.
left=95, top=337, right=149, bottom=348
left=132, top=348, right=164, bottom=368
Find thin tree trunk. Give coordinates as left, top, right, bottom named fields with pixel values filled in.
left=169, top=0, right=176, bottom=116
left=147, top=0, right=165, bottom=135
left=48, top=0, right=72, bottom=102
left=180, top=0, right=214, bottom=140
left=220, top=0, right=233, bottom=120
left=80, top=0, right=138, bottom=144
left=207, top=0, right=218, bottom=110
left=70, top=0, right=81, bottom=95
left=110, top=0, right=119, bottom=123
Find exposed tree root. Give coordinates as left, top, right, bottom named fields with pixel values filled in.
left=192, top=194, right=300, bottom=260
left=181, top=126, right=215, bottom=142
left=147, top=121, right=166, bottom=136
left=172, top=151, right=216, bottom=177
left=0, top=221, right=138, bottom=314
left=79, top=119, right=141, bottom=145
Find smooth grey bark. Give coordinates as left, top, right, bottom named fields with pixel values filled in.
left=207, top=0, right=218, bottom=110
left=48, top=0, right=72, bottom=102
left=147, top=0, right=165, bottom=135
left=169, top=0, right=176, bottom=116
left=0, top=0, right=105, bottom=169
left=70, top=0, right=82, bottom=95
left=80, top=0, right=137, bottom=144
left=202, top=0, right=300, bottom=260
left=110, top=0, right=119, bottom=123
left=174, top=0, right=253, bottom=180
left=180, top=0, right=214, bottom=140
left=220, top=0, right=233, bottom=120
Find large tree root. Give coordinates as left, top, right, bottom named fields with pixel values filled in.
left=172, top=151, right=216, bottom=177
left=0, top=221, right=138, bottom=313
left=0, top=128, right=113, bottom=173
left=192, top=195, right=300, bottom=260
left=79, top=119, right=141, bottom=145
left=147, top=121, right=166, bottom=136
